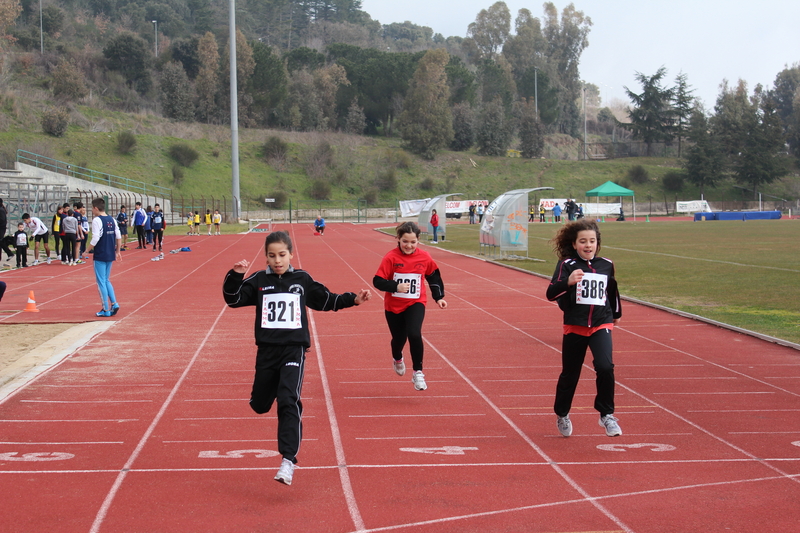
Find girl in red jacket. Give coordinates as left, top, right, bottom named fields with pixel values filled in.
left=373, top=222, right=447, bottom=390
left=430, top=209, right=440, bottom=243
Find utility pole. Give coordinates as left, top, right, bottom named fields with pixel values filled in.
left=152, top=21, right=158, bottom=57
left=534, top=66, right=539, bottom=118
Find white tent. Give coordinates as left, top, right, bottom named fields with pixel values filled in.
left=479, top=187, right=553, bottom=254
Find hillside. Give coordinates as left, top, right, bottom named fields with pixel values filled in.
left=2, top=106, right=799, bottom=213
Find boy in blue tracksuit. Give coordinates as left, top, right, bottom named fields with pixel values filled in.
left=150, top=204, right=165, bottom=251
left=222, top=230, right=372, bottom=486
left=86, top=198, right=122, bottom=317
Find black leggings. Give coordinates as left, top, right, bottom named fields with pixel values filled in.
left=61, top=234, right=76, bottom=262
left=152, top=229, right=163, bottom=248
left=385, top=302, right=426, bottom=372
left=554, top=328, right=615, bottom=417
left=136, top=225, right=146, bottom=247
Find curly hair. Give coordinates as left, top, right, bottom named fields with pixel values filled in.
left=550, top=218, right=601, bottom=260
left=396, top=221, right=421, bottom=238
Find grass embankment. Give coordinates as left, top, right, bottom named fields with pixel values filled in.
left=406, top=219, right=800, bottom=345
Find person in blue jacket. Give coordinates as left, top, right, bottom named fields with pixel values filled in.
left=314, top=216, right=326, bottom=235
left=86, top=198, right=122, bottom=317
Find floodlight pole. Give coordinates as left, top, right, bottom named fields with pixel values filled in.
left=39, top=0, right=43, bottom=53
left=534, top=66, right=539, bottom=118
left=229, top=0, right=241, bottom=221
left=152, top=21, right=158, bottom=57
left=583, top=86, right=587, bottom=160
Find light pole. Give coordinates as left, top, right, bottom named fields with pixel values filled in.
left=533, top=66, right=539, bottom=118
left=39, top=0, right=43, bottom=53
left=152, top=20, right=158, bottom=57
left=229, top=0, right=240, bottom=221
left=583, top=85, right=587, bottom=160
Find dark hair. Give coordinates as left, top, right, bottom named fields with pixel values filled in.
left=395, top=221, right=420, bottom=238
left=120, top=205, right=126, bottom=209
left=551, top=218, right=602, bottom=260
left=75, top=202, right=84, bottom=209
left=67, top=209, right=74, bottom=216
left=92, top=198, right=105, bottom=210
left=135, top=202, right=141, bottom=206
left=265, top=231, right=293, bottom=253
left=21, top=212, right=30, bottom=220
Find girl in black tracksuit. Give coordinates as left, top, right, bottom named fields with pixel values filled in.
left=546, top=218, right=622, bottom=438
left=222, top=231, right=372, bottom=485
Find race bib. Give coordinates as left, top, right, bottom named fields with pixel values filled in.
left=576, top=272, right=607, bottom=306
left=393, top=273, right=422, bottom=299
left=261, top=293, right=302, bottom=329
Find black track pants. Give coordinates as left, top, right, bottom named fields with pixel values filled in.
left=554, top=328, right=615, bottom=417
left=385, top=302, right=426, bottom=372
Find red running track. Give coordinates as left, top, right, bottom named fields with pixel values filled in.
left=1, top=224, right=799, bottom=532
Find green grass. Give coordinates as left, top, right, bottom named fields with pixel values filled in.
left=414, top=219, right=800, bottom=345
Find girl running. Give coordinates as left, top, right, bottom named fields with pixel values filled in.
left=373, top=222, right=447, bottom=391
left=546, top=218, right=622, bottom=438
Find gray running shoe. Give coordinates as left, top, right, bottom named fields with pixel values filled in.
left=599, top=414, right=622, bottom=437
left=274, top=458, right=295, bottom=485
left=557, top=415, right=572, bottom=437
left=393, top=358, right=406, bottom=376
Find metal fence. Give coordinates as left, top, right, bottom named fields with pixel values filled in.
left=0, top=182, right=70, bottom=234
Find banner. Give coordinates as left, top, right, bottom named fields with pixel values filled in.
left=676, top=200, right=711, bottom=213
left=400, top=199, right=488, bottom=217
left=444, top=200, right=489, bottom=213
left=539, top=200, right=620, bottom=216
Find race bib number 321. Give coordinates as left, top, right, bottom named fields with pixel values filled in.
left=261, top=293, right=302, bottom=329
left=576, top=272, right=607, bottom=306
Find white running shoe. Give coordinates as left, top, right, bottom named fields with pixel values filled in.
left=32, top=259, right=40, bottom=266
left=599, top=414, right=622, bottom=437
left=393, top=358, right=406, bottom=376
left=274, top=458, right=295, bottom=485
left=557, top=415, right=573, bottom=437
left=412, top=371, right=427, bottom=391
left=46, top=257, right=52, bottom=264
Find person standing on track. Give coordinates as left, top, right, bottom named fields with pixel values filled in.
left=213, top=209, right=222, bottom=235
left=86, top=198, right=122, bottom=317
left=150, top=203, right=165, bottom=252
left=205, top=209, right=212, bottom=235
left=21, top=213, right=52, bottom=265
left=133, top=202, right=147, bottom=249
left=373, top=221, right=447, bottom=391
left=116, top=205, right=129, bottom=251
left=222, top=230, right=372, bottom=486
left=546, top=218, right=622, bottom=438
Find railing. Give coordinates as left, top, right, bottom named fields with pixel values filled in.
left=16, top=150, right=172, bottom=198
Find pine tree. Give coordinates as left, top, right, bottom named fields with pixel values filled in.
left=396, top=48, right=454, bottom=160
left=517, top=98, right=544, bottom=158
left=196, top=32, right=220, bottom=123
left=476, top=98, right=513, bottom=156
left=160, top=62, right=195, bottom=122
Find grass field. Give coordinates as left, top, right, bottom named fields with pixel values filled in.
left=417, top=218, right=800, bottom=345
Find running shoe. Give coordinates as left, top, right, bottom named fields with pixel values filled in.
left=96, top=309, right=111, bottom=317
left=412, top=371, right=427, bottom=391
left=393, top=358, right=406, bottom=376
left=110, top=303, right=120, bottom=316
left=557, top=415, right=573, bottom=437
left=46, top=257, right=52, bottom=264
left=75, top=260, right=84, bottom=264
left=32, top=259, right=40, bottom=265
left=599, top=414, right=622, bottom=437
left=274, top=458, right=295, bottom=485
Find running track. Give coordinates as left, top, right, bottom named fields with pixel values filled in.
left=1, top=223, right=799, bottom=532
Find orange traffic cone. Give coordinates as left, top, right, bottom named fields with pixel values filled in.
left=23, top=291, right=39, bottom=313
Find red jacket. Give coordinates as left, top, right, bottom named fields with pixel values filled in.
left=430, top=213, right=439, bottom=227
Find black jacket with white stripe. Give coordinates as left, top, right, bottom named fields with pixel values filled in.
left=546, top=255, right=622, bottom=327
left=223, top=266, right=359, bottom=347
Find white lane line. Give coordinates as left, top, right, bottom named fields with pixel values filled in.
left=688, top=409, right=800, bottom=413
left=0, top=441, right=124, bottom=445
left=349, top=414, right=485, bottom=418
left=652, top=391, right=775, bottom=395
left=20, top=400, right=153, bottom=404
left=161, top=439, right=319, bottom=443
left=296, top=225, right=365, bottom=532
left=0, top=419, right=139, bottom=423
left=355, top=436, right=507, bottom=440
left=343, top=396, right=469, bottom=399
left=88, top=304, right=230, bottom=533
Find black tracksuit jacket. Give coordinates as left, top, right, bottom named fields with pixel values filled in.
left=546, top=254, right=622, bottom=327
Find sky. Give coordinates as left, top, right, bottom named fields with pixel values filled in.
left=360, top=0, right=800, bottom=110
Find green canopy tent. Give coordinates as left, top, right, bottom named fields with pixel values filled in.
left=585, top=181, right=636, bottom=221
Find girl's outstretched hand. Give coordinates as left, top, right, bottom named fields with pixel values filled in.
left=354, top=289, right=372, bottom=305
left=233, top=260, right=249, bottom=274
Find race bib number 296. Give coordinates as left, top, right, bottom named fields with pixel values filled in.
left=261, top=293, right=302, bottom=329
left=576, top=272, right=607, bottom=306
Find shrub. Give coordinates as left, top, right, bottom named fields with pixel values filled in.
left=451, top=103, right=474, bottom=151
left=662, top=171, right=685, bottom=192
left=375, top=168, right=397, bottom=192
left=172, top=165, right=184, bottom=186
left=305, top=141, right=335, bottom=180
left=309, top=179, right=331, bottom=200
left=386, top=149, right=412, bottom=170
left=264, top=136, right=288, bottom=160
left=627, top=164, right=649, bottom=184
left=52, top=60, right=88, bottom=102
left=41, top=107, right=69, bottom=137
left=169, top=143, right=199, bottom=167
left=116, top=131, right=137, bottom=154
left=268, top=190, right=288, bottom=209
left=363, top=187, right=379, bottom=205
left=419, top=177, right=435, bottom=190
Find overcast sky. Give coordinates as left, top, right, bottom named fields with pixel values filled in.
left=361, top=0, right=800, bottom=110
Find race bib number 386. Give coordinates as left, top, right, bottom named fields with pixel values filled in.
left=576, top=272, right=607, bottom=306
left=261, top=293, right=302, bottom=329
left=393, top=273, right=422, bottom=299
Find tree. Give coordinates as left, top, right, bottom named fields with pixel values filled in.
left=450, top=103, right=474, bottom=151
left=623, top=67, right=675, bottom=156
left=683, top=105, right=724, bottom=197
left=52, top=60, right=88, bottom=101
left=672, top=72, right=694, bottom=157
left=249, top=40, right=287, bottom=126
left=476, top=97, right=513, bottom=156
left=195, top=31, right=220, bottom=123
left=160, top=62, right=195, bottom=122
left=220, top=29, right=256, bottom=125
left=396, top=48, right=454, bottom=160
left=0, top=0, right=21, bottom=51
left=517, top=98, right=545, bottom=158
left=477, top=56, right=516, bottom=111
left=345, top=98, right=366, bottom=134
left=314, top=63, right=350, bottom=129
left=466, top=1, right=511, bottom=60
left=771, top=64, right=800, bottom=155
left=103, top=33, right=152, bottom=94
